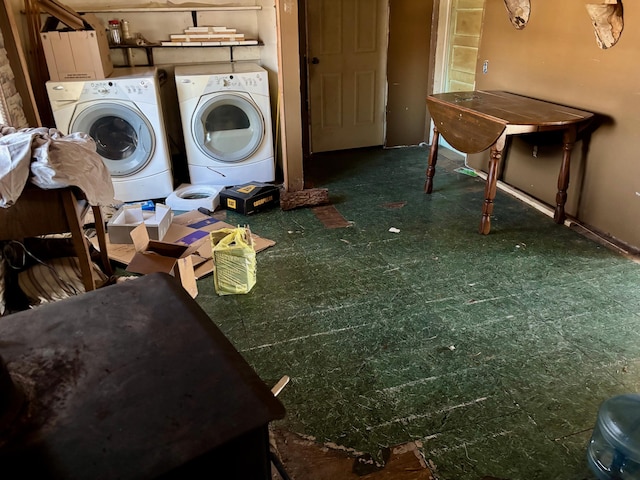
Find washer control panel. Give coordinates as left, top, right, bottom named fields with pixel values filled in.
left=47, top=77, right=158, bottom=103
left=85, top=79, right=152, bottom=96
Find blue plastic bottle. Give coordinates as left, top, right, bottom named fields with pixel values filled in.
left=587, top=394, right=640, bottom=479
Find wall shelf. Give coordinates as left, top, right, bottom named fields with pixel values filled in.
left=74, top=5, right=262, bottom=13
left=111, top=41, right=264, bottom=66
left=88, top=3, right=265, bottom=65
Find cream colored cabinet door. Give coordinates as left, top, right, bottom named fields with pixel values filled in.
left=307, top=0, right=388, bottom=153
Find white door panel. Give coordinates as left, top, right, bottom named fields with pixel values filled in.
left=307, top=0, right=388, bottom=153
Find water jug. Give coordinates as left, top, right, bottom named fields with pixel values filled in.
left=587, top=394, right=640, bottom=479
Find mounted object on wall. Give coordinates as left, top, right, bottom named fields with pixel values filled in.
left=585, top=0, right=624, bottom=49
left=503, top=0, right=530, bottom=29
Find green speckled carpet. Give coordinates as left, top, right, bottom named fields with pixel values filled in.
left=195, top=146, right=640, bottom=480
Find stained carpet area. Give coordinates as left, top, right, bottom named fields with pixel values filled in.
left=195, top=146, right=640, bottom=480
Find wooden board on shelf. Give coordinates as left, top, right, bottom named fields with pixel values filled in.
left=160, top=40, right=260, bottom=46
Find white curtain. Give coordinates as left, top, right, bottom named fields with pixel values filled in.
left=0, top=29, right=28, bottom=128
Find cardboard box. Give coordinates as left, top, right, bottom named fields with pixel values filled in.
left=40, top=12, right=113, bottom=81
left=92, top=210, right=276, bottom=279
left=220, top=182, right=280, bottom=215
left=126, top=224, right=198, bottom=298
left=107, top=204, right=172, bottom=244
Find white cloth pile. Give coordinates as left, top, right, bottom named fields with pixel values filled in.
left=0, top=125, right=115, bottom=207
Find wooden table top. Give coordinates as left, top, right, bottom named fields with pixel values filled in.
left=428, top=90, right=594, bottom=126
left=427, top=90, right=594, bottom=153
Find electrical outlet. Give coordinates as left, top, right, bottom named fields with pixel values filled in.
left=482, top=60, right=489, bottom=74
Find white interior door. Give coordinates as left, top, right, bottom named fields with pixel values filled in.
left=306, top=0, right=388, bottom=153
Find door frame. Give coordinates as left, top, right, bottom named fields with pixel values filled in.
left=432, top=0, right=453, bottom=97
left=429, top=0, right=484, bottom=159
left=298, top=0, right=311, bottom=168
left=429, top=0, right=453, bottom=146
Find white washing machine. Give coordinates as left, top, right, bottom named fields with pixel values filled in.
left=174, top=62, right=275, bottom=186
left=46, top=67, right=174, bottom=202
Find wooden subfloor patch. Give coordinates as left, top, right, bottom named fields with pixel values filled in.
left=270, top=428, right=432, bottom=479
left=312, top=205, right=351, bottom=229
left=381, top=201, right=407, bottom=209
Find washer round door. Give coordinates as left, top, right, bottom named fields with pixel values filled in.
left=192, top=93, right=265, bottom=163
left=71, top=102, right=155, bottom=177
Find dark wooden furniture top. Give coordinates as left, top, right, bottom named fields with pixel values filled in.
left=425, top=90, right=594, bottom=234
left=0, top=185, right=111, bottom=290
left=0, top=273, right=286, bottom=479
left=427, top=90, right=594, bottom=153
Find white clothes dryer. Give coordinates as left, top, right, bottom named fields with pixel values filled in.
left=174, top=62, right=275, bottom=186
left=46, top=67, right=174, bottom=203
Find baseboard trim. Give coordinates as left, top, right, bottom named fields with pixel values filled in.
left=471, top=170, right=640, bottom=261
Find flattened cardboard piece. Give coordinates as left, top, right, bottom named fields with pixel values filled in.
left=130, top=221, right=152, bottom=253
left=177, top=256, right=198, bottom=298
left=126, top=251, right=179, bottom=275
left=170, top=210, right=224, bottom=231
left=179, top=210, right=276, bottom=251
left=172, top=211, right=276, bottom=278
left=126, top=223, right=198, bottom=298
left=188, top=254, right=209, bottom=269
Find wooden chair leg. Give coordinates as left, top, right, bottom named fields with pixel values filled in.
left=61, top=191, right=96, bottom=292
left=92, top=205, right=113, bottom=276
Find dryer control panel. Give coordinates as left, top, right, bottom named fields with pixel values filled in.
left=201, top=73, right=266, bottom=96
left=176, top=68, right=269, bottom=100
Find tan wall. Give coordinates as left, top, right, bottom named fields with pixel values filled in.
left=386, top=0, right=433, bottom=147
left=469, top=0, right=640, bottom=249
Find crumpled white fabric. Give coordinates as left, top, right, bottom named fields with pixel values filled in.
left=0, top=125, right=115, bottom=208
left=0, top=125, right=33, bottom=208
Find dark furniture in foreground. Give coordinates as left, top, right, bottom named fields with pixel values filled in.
left=0, top=273, right=285, bottom=479
left=425, top=90, right=594, bottom=234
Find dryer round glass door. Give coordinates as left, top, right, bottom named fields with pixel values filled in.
left=71, top=102, right=156, bottom=177
left=192, top=93, right=265, bottom=163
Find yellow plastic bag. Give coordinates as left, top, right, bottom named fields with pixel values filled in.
left=210, top=227, right=256, bottom=295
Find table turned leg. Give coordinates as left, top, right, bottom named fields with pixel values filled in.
left=554, top=126, right=577, bottom=224
left=424, top=126, right=440, bottom=194
left=479, top=135, right=506, bottom=235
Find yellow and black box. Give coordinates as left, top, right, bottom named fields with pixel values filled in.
left=220, top=182, right=280, bottom=215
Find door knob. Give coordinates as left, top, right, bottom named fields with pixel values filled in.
left=311, top=57, right=320, bottom=65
